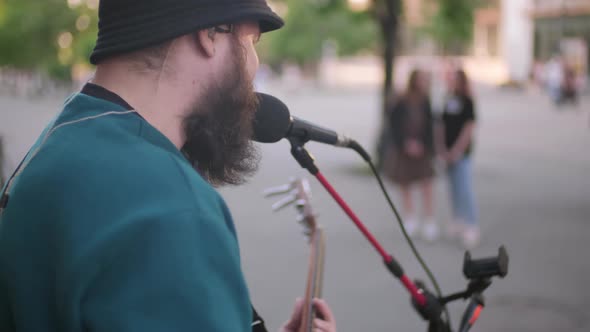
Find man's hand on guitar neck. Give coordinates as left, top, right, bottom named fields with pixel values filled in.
left=279, top=298, right=336, bottom=332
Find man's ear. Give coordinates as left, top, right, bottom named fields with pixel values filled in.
left=196, top=29, right=215, bottom=58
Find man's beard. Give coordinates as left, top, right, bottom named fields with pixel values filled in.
left=182, top=39, right=260, bottom=186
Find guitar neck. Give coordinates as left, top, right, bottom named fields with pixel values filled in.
left=299, top=228, right=326, bottom=332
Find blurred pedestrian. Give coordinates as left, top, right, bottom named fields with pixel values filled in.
left=558, top=64, right=579, bottom=105
left=544, top=54, right=564, bottom=104
left=384, top=69, right=438, bottom=241
left=440, top=69, right=480, bottom=248
left=530, top=59, right=545, bottom=90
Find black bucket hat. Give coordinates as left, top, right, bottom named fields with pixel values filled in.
left=90, top=0, right=284, bottom=65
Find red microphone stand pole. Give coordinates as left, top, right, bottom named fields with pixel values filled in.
left=288, top=138, right=430, bottom=308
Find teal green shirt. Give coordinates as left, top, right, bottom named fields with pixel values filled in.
left=0, top=93, right=252, bottom=331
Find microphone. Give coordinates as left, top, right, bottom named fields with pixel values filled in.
left=253, top=93, right=352, bottom=147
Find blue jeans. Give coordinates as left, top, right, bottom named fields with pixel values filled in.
left=447, top=157, right=478, bottom=225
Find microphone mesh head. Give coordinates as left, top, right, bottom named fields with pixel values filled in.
left=253, top=93, right=291, bottom=143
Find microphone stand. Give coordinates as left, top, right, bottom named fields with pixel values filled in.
left=287, top=137, right=448, bottom=331
left=287, top=137, right=509, bottom=332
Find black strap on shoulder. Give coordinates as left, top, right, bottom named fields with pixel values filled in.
left=252, top=305, right=268, bottom=332
left=0, top=153, right=28, bottom=210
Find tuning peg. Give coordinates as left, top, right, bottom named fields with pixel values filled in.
left=301, top=231, right=312, bottom=243
left=294, top=198, right=307, bottom=208
left=263, top=183, right=294, bottom=197
left=297, top=218, right=312, bottom=241
left=270, top=193, right=298, bottom=212
left=263, top=177, right=300, bottom=196
left=264, top=177, right=314, bottom=216
left=300, top=178, right=312, bottom=198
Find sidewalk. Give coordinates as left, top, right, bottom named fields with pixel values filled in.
left=0, top=83, right=588, bottom=331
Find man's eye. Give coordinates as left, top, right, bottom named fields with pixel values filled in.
left=253, top=34, right=261, bottom=44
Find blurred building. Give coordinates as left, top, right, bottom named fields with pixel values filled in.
left=399, top=0, right=436, bottom=55
left=471, top=0, right=535, bottom=83
left=318, top=0, right=589, bottom=88
left=474, top=0, right=589, bottom=82
left=473, top=1, right=501, bottom=58
left=400, top=0, right=589, bottom=82
left=531, top=0, right=590, bottom=59
left=530, top=0, right=590, bottom=77
left=475, top=0, right=533, bottom=82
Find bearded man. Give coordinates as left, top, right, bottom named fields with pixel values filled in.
left=0, top=1, right=336, bottom=331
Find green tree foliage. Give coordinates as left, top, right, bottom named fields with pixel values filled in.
left=259, top=0, right=378, bottom=69
left=0, top=0, right=98, bottom=80
left=422, top=0, right=489, bottom=54
left=0, top=0, right=377, bottom=79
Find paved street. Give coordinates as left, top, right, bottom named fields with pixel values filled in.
left=0, top=84, right=589, bottom=332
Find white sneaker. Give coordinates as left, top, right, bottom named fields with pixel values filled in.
left=421, top=221, right=440, bottom=242
left=462, top=226, right=481, bottom=249
left=446, top=220, right=464, bottom=239
left=403, top=217, right=420, bottom=237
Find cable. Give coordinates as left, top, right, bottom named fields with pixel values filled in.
left=315, top=171, right=428, bottom=307
left=349, top=140, right=452, bottom=329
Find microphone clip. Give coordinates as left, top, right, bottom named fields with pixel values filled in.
left=288, top=137, right=319, bottom=175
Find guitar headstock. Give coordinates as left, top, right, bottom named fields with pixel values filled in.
left=264, top=178, right=318, bottom=241
left=266, top=178, right=326, bottom=332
